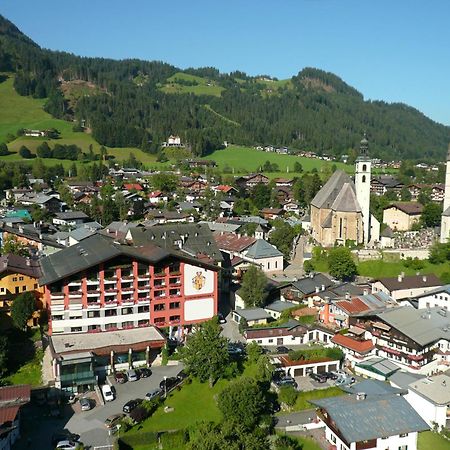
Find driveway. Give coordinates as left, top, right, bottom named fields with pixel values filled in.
left=16, top=364, right=183, bottom=450
left=220, top=313, right=245, bottom=343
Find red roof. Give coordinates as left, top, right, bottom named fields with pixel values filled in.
left=335, top=298, right=370, bottom=315
left=213, top=232, right=255, bottom=252
left=149, top=190, right=163, bottom=198
left=124, top=183, right=143, bottom=191
left=0, top=406, right=20, bottom=424
left=0, top=384, right=30, bottom=426
left=331, top=334, right=374, bottom=354
left=216, top=185, right=234, bottom=193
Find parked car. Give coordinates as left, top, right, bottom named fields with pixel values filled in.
left=228, top=344, right=244, bottom=356
left=123, top=398, right=142, bottom=413
left=323, top=371, right=339, bottom=380
left=218, top=313, right=226, bottom=324
left=309, top=372, right=327, bottom=383
left=55, top=440, right=83, bottom=450
left=114, top=372, right=127, bottom=384
left=101, top=384, right=115, bottom=402
left=276, top=346, right=290, bottom=354
left=159, top=376, right=180, bottom=392
left=127, top=369, right=139, bottom=382
left=145, top=388, right=162, bottom=401
left=79, top=397, right=92, bottom=411
left=104, top=413, right=125, bottom=428
left=65, top=393, right=76, bottom=404
left=51, top=432, right=80, bottom=447
left=275, top=376, right=298, bottom=389
left=139, top=368, right=152, bottom=378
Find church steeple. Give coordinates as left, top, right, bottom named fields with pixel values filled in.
left=358, top=132, right=369, bottom=159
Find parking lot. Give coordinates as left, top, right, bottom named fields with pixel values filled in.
left=16, top=364, right=183, bottom=450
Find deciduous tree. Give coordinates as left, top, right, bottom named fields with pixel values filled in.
left=11, top=292, right=36, bottom=330
left=328, top=247, right=357, bottom=281
left=239, top=265, right=268, bottom=307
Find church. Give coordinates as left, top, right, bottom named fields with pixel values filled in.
left=440, top=144, right=450, bottom=243
left=310, top=135, right=380, bottom=247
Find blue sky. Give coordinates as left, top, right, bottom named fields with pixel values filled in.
left=2, top=0, right=450, bottom=125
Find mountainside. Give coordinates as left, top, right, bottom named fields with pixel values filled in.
left=1, top=14, right=449, bottom=161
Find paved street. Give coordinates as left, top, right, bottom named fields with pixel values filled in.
left=17, top=364, right=183, bottom=450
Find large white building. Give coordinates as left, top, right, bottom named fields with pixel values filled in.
left=440, top=143, right=450, bottom=243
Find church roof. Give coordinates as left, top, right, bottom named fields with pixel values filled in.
left=331, top=182, right=362, bottom=212
left=311, top=170, right=353, bottom=209
left=321, top=211, right=333, bottom=228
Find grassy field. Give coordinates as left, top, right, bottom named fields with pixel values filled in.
left=293, top=386, right=343, bottom=411
left=418, top=431, right=450, bottom=450
left=203, top=145, right=351, bottom=176
left=0, top=74, right=169, bottom=168
left=357, top=259, right=449, bottom=278
left=160, top=72, right=224, bottom=97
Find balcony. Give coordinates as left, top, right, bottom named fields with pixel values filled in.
left=87, top=302, right=100, bottom=309
left=86, top=279, right=99, bottom=285
left=104, top=299, right=118, bottom=306
left=137, top=273, right=149, bottom=281
left=154, top=270, right=166, bottom=278
left=104, top=289, right=117, bottom=295
left=121, top=299, right=135, bottom=306
left=50, top=292, right=65, bottom=299
left=169, top=290, right=181, bottom=297
left=154, top=293, right=166, bottom=299
left=137, top=285, right=150, bottom=293
left=169, top=278, right=181, bottom=286
left=121, top=275, right=134, bottom=281
left=137, top=297, right=150, bottom=304
left=68, top=280, right=81, bottom=287
left=121, top=286, right=135, bottom=295
left=103, top=277, right=116, bottom=284
left=87, top=291, right=100, bottom=298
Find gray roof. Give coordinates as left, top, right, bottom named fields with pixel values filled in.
left=200, top=221, right=242, bottom=234
left=311, top=387, right=429, bottom=442
left=356, top=357, right=400, bottom=377
left=311, top=170, right=351, bottom=209
left=443, top=205, right=450, bottom=217
left=245, top=239, right=283, bottom=259
left=289, top=273, right=334, bottom=295
left=264, top=300, right=295, bottom=313
left=413, top=283, right=450, bottom=299
left=233, top=308, right=272, bottom=321
left=381, top=226, right=394, bottom=238
left=376, top=306, right=450, bottom=346
left=54, top=211, right=89, bottom=220
left=68, top=227, right=96, bottom=242
left=342, top=379, right=405, bottom=396
left=408, top=374, right=450, bottom=405
left=239, top=216, right=269, bottom=226
left=129, top=223, right=223, bottom=263
left=389, top=371, right=425, bottom=390
left=39, top=233, right=169, bottom=285
left=331, top=182, right=361, bottom=212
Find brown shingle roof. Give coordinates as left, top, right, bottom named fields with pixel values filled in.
left=386, top=202, right=423, bottom=215
left=0, top=254, right=41, bottom=278
left=213, top=232, right=255, bottom=252
left=374, top=274, right=442, bottom=291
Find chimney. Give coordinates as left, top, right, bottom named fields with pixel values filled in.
left=309, top=272, right=314, bottom=279
left=315, top=286, right=320, bottom=293
left=422, top=275, right=427, bottom=282
left=345, top=292, right=350, bottom=300
left=363, top=288, right=368, bottom=296
left=356, top=392, right=366, bottom=401
left=321, top=284, right=325, bottom=291
left=26, top=257, right=31, bottom=266
left=398, top=274, right=403, bottom=283
left=325, top=296, right=331, bottom=304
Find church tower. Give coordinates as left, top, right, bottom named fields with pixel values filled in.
left=355, top=133, right=371, bottom=244
left=440, top=143, right=450, bottom=243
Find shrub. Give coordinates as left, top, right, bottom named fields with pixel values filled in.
left=19, top=145, right=34, bottom=159
left=129, top=406, right=150, bottom=424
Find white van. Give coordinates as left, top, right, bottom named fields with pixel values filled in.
left=102, top=384, right=115, bottom=402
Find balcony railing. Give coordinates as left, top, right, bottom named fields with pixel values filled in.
left=50, top=292, right=65, bottom=299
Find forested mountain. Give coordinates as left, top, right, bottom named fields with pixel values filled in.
left=1, top=14, right=449, bottom=161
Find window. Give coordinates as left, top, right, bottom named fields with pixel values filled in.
left=267, top=262, right=270, bottom=270
left=0, top=288, right=4, bottom=293
left=15, top=286, right=20, bottom=294
left=87, top=311, right=100, bottom=318
left=398, top=446, right=408, bottom=450
left=19, top=276, right=24, bottom=281
left=122, top=321, right=133, bottom=328
left=138, top=305, right=149, bottom=313
left=169, top=302, right=180, bottom=309
left=12, top=277, right=17, bottom=282
left=339, top=218, right=343, bottom=238
left=330, top=434, right=336, bottom=444
left=154, top=303, right=165, bottom=311
left=105, top=323, right=117, bottom=330
left=362, top=164, right=367, bottom=171
left=22, top=286, right=26, bottom=291
left=121, top=307, right=133, bottom=315
left=399, top=433, right=408, bottom=438
left=34, top=284, right=38, bottom=289
left=105, top=309, right=117, bottom=317
left=268, top=339, right=273, bottom=343
left=71, top=327, right=82, bottom=332
left=88, top=325, right=100, bottom=331
left=169, top=315, right=180, bottom=322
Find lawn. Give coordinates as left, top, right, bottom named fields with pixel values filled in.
left=357, top=259, right=449, bottom=279
left=202, top=145, right=351, bottom=176
left=293, top=386, right=344, bottom=411
left=4, top=348, right=43, bottom=387
left=135, top=377, right=226, bottom=432
left=277, top=434, right=322, bottom=450
left=418, top=431, right=450, bottom=450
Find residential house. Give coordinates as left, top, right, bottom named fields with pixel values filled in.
left=235, top=173, right=269, bottom=189
left=371, top=273, right=442, bottom=301
left=364, top=306, right=450, bottom=374
left=263, top=300, right=296, bottom=320
left=148, top=191, right=168, bottom=205
left=331, top=333, right=375, bottom=365
left=311, top=380, right=429, bottom=450
left=280, top=273, right=334, bottom=304
left=370, top=175, right=404, bottom=196
left=0, top=254, right=43, bottom=327
left=383, top=202, right=423, bottom=231
left=244, top=321, right=308, bottom=346
left=354, top=357, right=400, bottom=381
left=231, top=308, right=272, bottom=327
left=244, top=239, right=284, bottom=273
left=278, top=353, right=341, bottom=377
left=15, top=193, right=63, bottom=213
left=410, top=284, right=450, bottom=310
left=408, top=183, right=445, bottom=202
left=53, top=211, right=90, bottom=228
left=260, top=208, right=284, bottom=220
left=0, top=385, right=31, bottom=450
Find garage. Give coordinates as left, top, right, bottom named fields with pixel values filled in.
left=294, top=368, right=304, bottom=376
left=317, top=365, right=327, bottom=373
